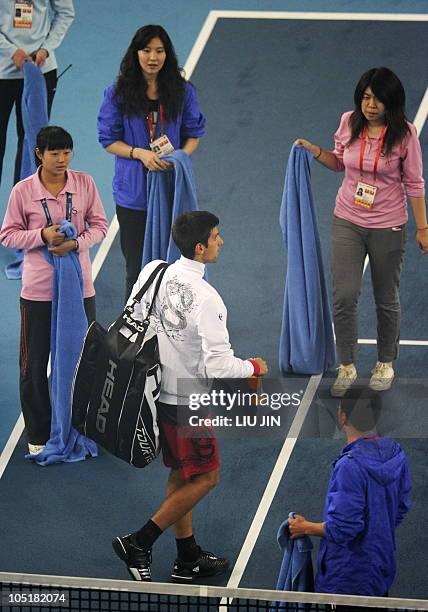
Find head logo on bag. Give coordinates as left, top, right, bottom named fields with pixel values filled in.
left=72, top=263, right=169, bottom=468
left=96, top=359, right=117, bottom=434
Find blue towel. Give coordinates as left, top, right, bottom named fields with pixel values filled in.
left=27, top=221, right=97, bottom=465
left=5, top=62, right=48, bottom=281
left=142, top=150, right=198, bottom=266
left=271, top=512, right=314, bottom=611
left=21, top=61, right=48, bottom=179
left=279, top=145, right=336, bottom=375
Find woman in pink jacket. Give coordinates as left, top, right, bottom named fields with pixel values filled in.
left=296, top=67, right=428, bottom=397
left=0, top=126, right=108, bottom=454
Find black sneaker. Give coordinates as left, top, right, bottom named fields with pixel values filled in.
left=171, top=550, right=229, bottom=582
left=112, top=534, right=152, bottom=581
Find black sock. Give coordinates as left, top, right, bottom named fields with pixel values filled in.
left=133, top=519, right=163, bottom=550
left=176, top=535, right=201, bottom=562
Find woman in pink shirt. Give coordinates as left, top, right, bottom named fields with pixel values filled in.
left=0, top=126, right=108, bottom=454
left=296, top=67, right=427, bottom=396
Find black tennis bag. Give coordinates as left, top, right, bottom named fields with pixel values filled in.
left=72, top=263, right=168, bottom=467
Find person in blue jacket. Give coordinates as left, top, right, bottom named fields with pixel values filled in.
left=288, top=386, right=411, bottom=610
left=97, top=24, right=205, bottom=300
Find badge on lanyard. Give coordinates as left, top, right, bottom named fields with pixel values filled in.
left=147, top=105, right=175, bottom=157
left=353, top=126, right=386, bottom=210
left=14, top=1, right=33, bottom=28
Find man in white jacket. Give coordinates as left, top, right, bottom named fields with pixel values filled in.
left=112, top=211, right=268, bottom=582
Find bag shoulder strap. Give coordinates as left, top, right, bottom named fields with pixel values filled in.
left=111, top=262, right=168, bottom=340
left=132, top=262, right=168, bottom=304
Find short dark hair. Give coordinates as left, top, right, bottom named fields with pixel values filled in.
left=172, top=211, right=219, bottom=259
left=36, top=126, right=73, bottom=153
left=340, top=386, right=382, bottom=432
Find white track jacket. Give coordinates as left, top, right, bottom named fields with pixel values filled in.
left=128, top=256, right=254, bottom=404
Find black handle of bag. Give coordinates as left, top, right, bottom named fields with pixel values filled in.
left=132, top=262, right=169, bottom=305
left=110, top=262, right=168, bottom=342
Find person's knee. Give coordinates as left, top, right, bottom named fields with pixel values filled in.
left=193, top=468, right=220, bottom=491
left=334, top=286, right=360, bottom=312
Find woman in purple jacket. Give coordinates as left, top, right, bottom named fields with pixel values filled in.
left=97, top=25, right=205, bottom=300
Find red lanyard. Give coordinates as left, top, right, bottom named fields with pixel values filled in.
left=359, top=125, right=386, bottom=183
left=146, top=104, right=164, bottom=142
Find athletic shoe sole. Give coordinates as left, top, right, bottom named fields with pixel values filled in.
left=369, top=377, right=394, bottom=392
left=171, top=562, right=229, bottom=583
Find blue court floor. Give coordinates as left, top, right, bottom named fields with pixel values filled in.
left=0, top=2, right=427, bottom=603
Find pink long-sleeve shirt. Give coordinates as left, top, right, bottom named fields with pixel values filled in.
left=0, top=168, right=108, bottom=300
left=332, top=111, right=425, bottom=228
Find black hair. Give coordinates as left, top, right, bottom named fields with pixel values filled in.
left=172, top=211, right=220, bottom=259
left=36, top=126, right=73, bottom=153
left=348, top=67, right=410, bottom=154
left=114, top=24, right=185, bottom=119
left=340, top=386, right=382, bottom=432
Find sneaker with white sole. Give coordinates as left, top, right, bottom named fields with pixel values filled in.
left=171, top=550, right=229, bottom=583
left=330, top=364, right=357, bottom=397
left=369, top=361, right=394, bottom=391
left=112, top=534, right=152, bottom=581
left=28, top=444, right=46, bottom=455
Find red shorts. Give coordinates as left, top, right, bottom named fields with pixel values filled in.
left=157, top=406, right=220, bottom=480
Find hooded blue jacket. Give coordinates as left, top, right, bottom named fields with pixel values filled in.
left=315, top=436, right=411, bottom=596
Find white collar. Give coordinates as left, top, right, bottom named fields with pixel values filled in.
left=178, top=255, right=205, bottom=276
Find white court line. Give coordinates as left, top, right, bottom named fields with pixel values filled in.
left=0, top=414, right=24, bottom=480
left=413, top=86, right=428, bottom=136
left=219, top=375, right=322, bottom=607
left=359, top=339, right=428, bottom=346
left=92, top=214, right=119, bottom=281
left=208, top=10, right=428, bottom=21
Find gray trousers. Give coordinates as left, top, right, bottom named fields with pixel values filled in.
left=331, top=216, right=407, bottom=365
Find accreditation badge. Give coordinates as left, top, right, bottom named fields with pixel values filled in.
left=149, top=135, right=175, bottom=157
left=14, top=1, right=33, bottom=28
left=353, top=181, right=377, bottom=209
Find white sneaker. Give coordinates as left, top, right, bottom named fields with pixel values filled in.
left=369, top=361, right=394, bottom=391
left=28, top=443, right=46, bottom=455
left=331, top=364, right=357, bottom=397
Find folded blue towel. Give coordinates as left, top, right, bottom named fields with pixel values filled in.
left=5, top=62, right=48, bottom=281
left=27, top=221, right=97, bottom=465
left=142, top=150, right=198, bottom=266
left=279, top=145, right=336, bottom=375
left=271, top=512, right=314, bottom=611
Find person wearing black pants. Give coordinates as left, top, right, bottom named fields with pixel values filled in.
left=0, top=70, right=57, bottom=186
left=0, top=126, right=108, bottom=455
left=0, top=0, right=75, bottom=188
left=116, top=205, right=147, bottom=302
left=19, top=296, right=95, bottom=445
